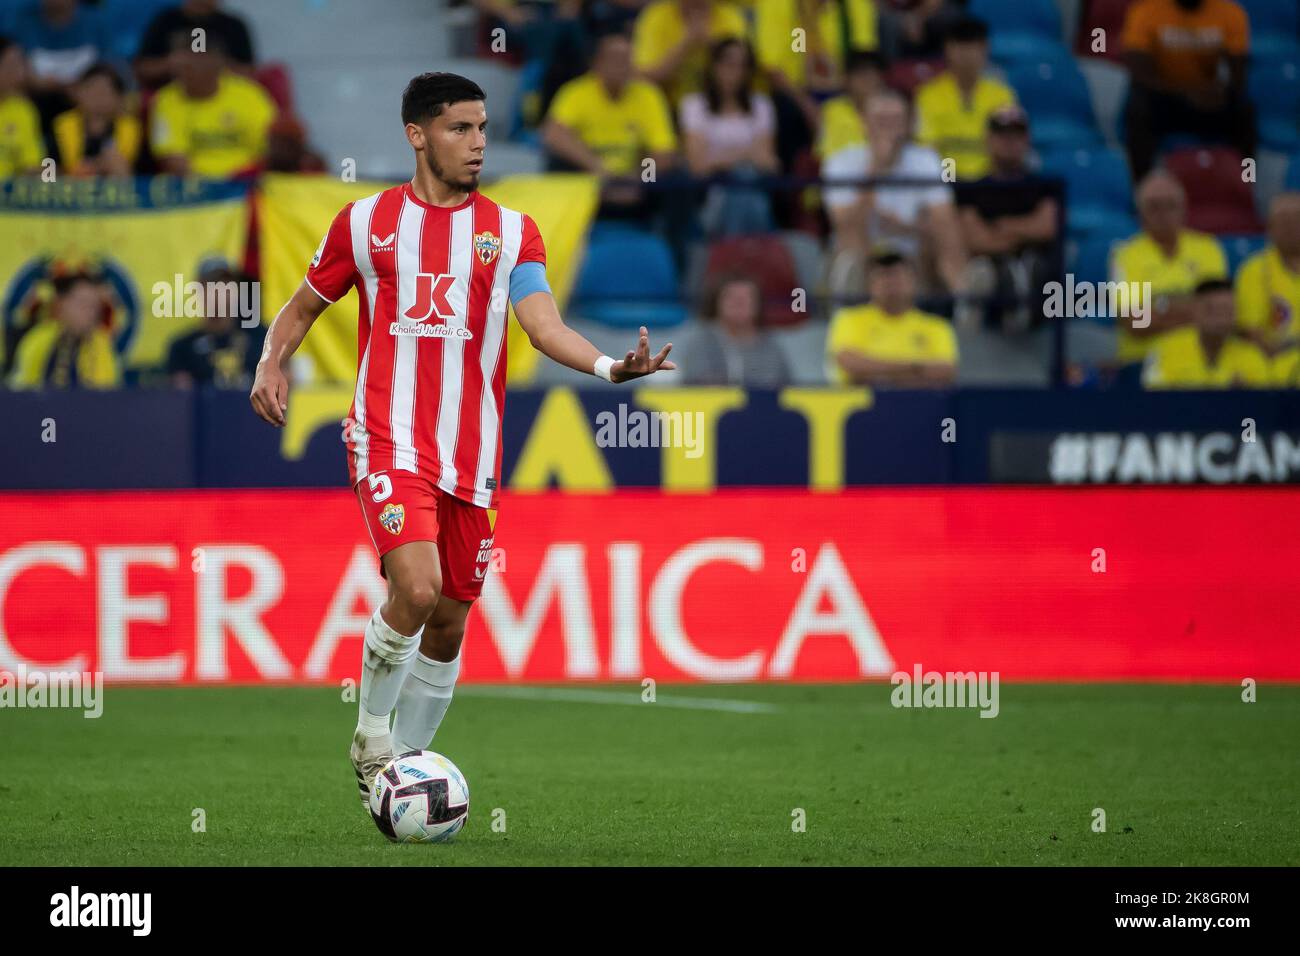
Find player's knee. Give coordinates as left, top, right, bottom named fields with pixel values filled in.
left=394, top=577, right=441, bottom=620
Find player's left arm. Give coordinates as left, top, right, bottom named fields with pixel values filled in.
left=514, top=290, right=675, bottom=383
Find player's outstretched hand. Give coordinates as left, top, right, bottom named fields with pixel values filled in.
left=249, top=361, right=290, bottom=427
left=611, top=326, right=676, bottom=383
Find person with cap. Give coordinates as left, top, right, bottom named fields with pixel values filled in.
left=165, top=258, right=265, bottom=390
left=825, top=244, right=958, bottom=387
left=955, top=103, right=1060, bottom=332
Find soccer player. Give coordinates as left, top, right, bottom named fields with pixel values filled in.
left=249, top=73, right=675, bottom=807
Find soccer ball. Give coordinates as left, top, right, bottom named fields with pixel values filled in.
left=368, top=750, right=470, bottom=844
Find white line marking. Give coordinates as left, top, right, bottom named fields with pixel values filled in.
left=457, top=686, right=779, bottom=714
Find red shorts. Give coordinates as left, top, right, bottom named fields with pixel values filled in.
left=354, top=471, right=498, bottom=602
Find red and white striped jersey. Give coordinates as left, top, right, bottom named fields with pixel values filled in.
left=305, top=183, right=546, bottom=509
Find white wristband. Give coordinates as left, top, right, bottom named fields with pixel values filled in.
left=593, top=355, right=615, bottom=382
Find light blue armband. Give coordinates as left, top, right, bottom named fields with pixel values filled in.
left=510, top=261, right=551, bottom=307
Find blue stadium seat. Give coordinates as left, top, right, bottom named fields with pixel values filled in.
left=1006, top=57, right=1103, bottom=149
left=0, top=0, right=20, bottom=35
left=1250, top=58, right=1300, bottom=152
left=1220, top=234, right=1268, bottom=276
left=1069, top=234, right=1122, bottom=288
left=1253, top=33, right=1300, bottom=62
left=1286, top=150, right=1300, bottom=192
left=1238, top=0, right=1298, bottom=38
left=571, top=226, right=687, bottom=328
left=510, top=57, right=546, bottom=140
left=1040, top=147, right=1135, bottom=237
left=1240, top=0, right=1300, bottom=59
left=100, top=0, right=176, bottom=62
left=968, top=0, right=1063, bottom=61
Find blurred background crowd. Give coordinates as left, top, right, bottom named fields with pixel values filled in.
left=1, top=0, right=1298, bottom=392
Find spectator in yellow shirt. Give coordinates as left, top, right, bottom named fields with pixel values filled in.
left=1143, top=278, right=1270, bottom=388
left=1273, top=348, right=1300, bottom=386
left=815, top=50, right=884, bottom=159
left=52, top=63, right=140, bottom=176
left=1111, top=169, right=1227, bottom=363
left=1235, top=192, right=1300, bottom=356
left=543, top=31, right=679, bottom=216
left=8, top=273, right=121, bottom=390
left=755, top=0, right=877, bottom=170
left=632, top=0, right=748, bottom=105
left=150, top=31, right=275, bottom=177
left=0, top=37, right=44, bottom=177
left=826, top=245, right=958, bottom=386
left=755, top=0, right=878, bottom=97
left=914, top=16, right=1016, bottom=181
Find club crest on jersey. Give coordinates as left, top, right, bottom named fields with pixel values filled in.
left=378, top=503, right=405, bottom=535
left=473, top=230, right=502, bottom=266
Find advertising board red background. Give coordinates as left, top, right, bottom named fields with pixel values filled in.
left=1, top=489, right=1295, bottom=682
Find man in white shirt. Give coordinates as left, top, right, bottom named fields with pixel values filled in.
left=822, top=90, right=968, bottom=295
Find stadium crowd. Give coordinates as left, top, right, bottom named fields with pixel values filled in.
left=0, top=0, right=1298, bottom=391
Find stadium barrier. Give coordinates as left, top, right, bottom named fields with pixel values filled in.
left=2, top=488, right=1296, bottom=684
left=3, top=387, right=1299, bottom=490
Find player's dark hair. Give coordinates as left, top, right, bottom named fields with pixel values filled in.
left=1194, top=278, right=1233, bottom=296
left=703, top=37, right=757, bottom=115
left=0, top=35, right=13, bottom=59
left=945, top=16, right=990, bottom=44
left=401, top=73, right=486, bottom=126
left=78, top=62, right=126, bottom=94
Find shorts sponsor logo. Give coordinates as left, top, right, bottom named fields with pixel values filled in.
left=473, top=536, right=494, bottom=580
left=379, top=502, right=405, bottom=535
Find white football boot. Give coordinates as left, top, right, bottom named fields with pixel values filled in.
left=349, top=729, right=394, bottom=809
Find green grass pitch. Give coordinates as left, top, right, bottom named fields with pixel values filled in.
left=1, top=683, right=1296, bottom=866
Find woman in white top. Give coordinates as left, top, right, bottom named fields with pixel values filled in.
left=678, top=37, right=780, bottom=236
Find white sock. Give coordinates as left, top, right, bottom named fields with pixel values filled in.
left=392, top=652, right=461, bottom=754
left=357, top=608, right=422, bottom=738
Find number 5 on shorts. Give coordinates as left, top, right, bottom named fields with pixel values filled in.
left=367, top=473, right=392, bottom=502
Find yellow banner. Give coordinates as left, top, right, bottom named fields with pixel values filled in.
left=258, top=172, right=599, bottom=385
left=0, top=177, right=250, bottom=369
